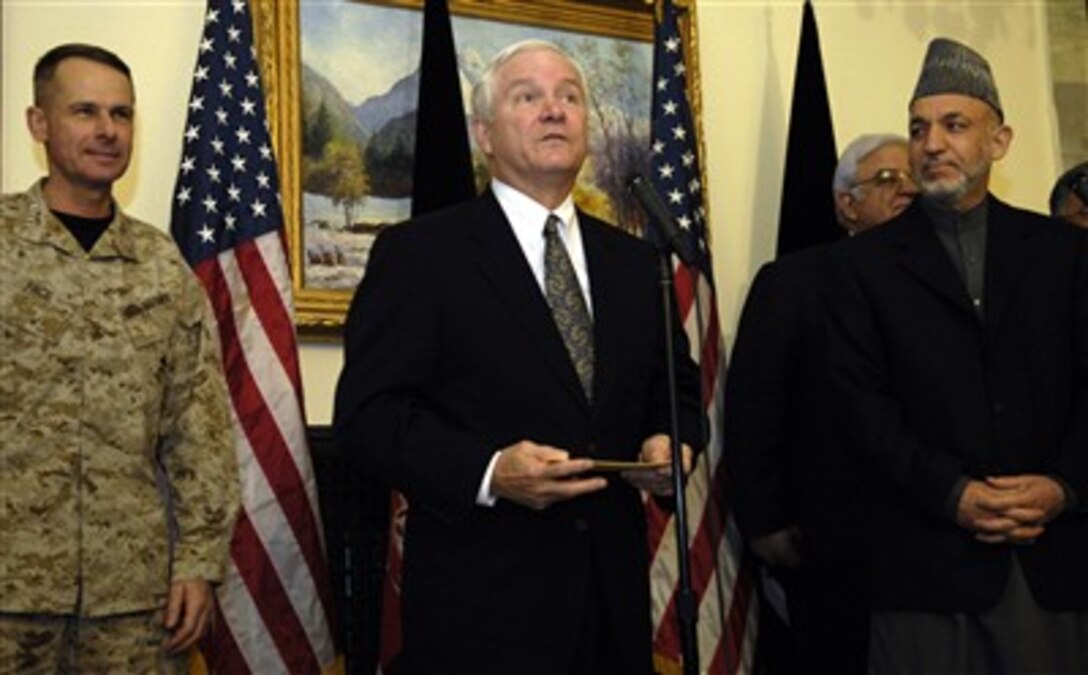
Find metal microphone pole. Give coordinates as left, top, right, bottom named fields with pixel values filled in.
left=655, top=250, right=700, bottom=675
left=628, top=173, right=700, bottom=673
left=631, top=175, right=705, bottom=675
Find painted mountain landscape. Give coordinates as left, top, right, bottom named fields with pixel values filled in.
left=299, top=0, right=652, bottom=290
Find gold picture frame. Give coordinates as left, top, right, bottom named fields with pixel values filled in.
left=251, top=0, right=703, bottom=334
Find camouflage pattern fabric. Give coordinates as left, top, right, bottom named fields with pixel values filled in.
left=0, top=181, right=240, bottom=617
left=0, top=609, right=186, bottom=674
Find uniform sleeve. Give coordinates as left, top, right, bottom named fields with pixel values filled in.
left=158, top=274, right=240, bottom=584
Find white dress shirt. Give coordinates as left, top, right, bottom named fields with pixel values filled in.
left=491, top=179, right=593, bottom=314
left=476, top=179, right=594, bottom=505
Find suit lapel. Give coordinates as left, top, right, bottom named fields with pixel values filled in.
left=466, top=192, right=590, bottom=406
left=580, top=211, right=618, bottom=408
left=983, top=198, right=1034, bottom=332
left=893, top=205, right=976, bottom=318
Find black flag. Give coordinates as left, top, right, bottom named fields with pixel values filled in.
left=776, top=0, right=840, bottom=257
left=411, top=0, right=476, bottom=216
left=370, top=2, right=478, bottom=672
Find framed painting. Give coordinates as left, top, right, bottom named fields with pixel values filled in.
left=252, top=0, right=659, bottom=332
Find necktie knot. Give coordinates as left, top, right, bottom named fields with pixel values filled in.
left=543, top=213, right=562, bottom=239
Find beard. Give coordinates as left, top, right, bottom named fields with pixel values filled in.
left=919, top=173, right=968, bottom=206
left=917, top=156, right=989, bottom=208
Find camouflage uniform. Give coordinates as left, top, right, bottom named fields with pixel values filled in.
left=0, top=181, right=239, bottom=627
left=0, top=610, right=186, bottom=674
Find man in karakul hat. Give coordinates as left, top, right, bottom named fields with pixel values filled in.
left=825, top=37, right=1088, bottom=672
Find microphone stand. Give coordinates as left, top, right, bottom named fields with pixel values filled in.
left=654, top=248, right=700, bottom=675
left=630, top=173, right=700, bottom=673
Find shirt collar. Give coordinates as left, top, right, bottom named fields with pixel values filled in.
left=491, top=178, right=577, bottom=238
left=923, top=193, right=989, bottom=235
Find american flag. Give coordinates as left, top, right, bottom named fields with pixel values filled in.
left=645, top=1, right=758, bottom=672
left=169, top=0, right=338, bottom=672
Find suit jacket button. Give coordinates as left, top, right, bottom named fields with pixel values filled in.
left=574, top=517, right=589, bottom=532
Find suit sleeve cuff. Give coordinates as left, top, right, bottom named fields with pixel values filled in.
left=944, top=475, right=971, bottom=521
left=1049, top=474, right=1080, bottom=513
left=476, top=451, right=501, bottom=507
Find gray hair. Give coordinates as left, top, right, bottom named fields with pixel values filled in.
left=832, top=133, right=909, bottom=196
left=470, top=39, right=589, bottom=123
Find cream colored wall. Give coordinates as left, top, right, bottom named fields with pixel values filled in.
left=697, top=1, right=1061, bottom=354
left=2, top=1, right=1060, bottom=426
left=2, top=2, right=204, bottom=227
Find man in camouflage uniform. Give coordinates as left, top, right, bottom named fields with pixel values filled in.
left=0, top=43, right=239, bottom=673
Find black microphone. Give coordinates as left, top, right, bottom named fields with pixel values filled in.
left=626, top=173, right=698, bottom=265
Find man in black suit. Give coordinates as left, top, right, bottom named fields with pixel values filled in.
left=333, top=39, right=702, bottom=675
left=723, top=133, right=915, bottom=673
left=828, top=38, right=1088, bottom=672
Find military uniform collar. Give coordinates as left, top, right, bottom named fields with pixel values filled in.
left=22, top=179, right=141, bottom=261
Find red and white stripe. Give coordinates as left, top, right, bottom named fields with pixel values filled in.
left=377, top=491, right=408, bottom=674
left=193, top=231, right=338, bottom=673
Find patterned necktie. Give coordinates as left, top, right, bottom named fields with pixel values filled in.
left=543, top=214, right=594, bottom=400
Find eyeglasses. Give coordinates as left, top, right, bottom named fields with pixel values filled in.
left=852, top=168, right=915, bottom=190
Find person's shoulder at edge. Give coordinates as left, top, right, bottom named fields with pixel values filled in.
left=0, top=190, right=32, bottom=234
left=740, top=243, right=841, bottom=306
left=825, top=201, right=919, bottom=279
left=1, top=187, right=32, bottom=209
left=1, top=185, right=49, bottom=229
left=991, top=193, right=1087, bottom=240
left=770, top=240, right=838, bottom=272
left=849, top=199, right=919, bottom=243
left=114, top=210, right=196, bottom=271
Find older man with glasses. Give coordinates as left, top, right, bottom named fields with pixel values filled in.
left=833, top=133, right=919, bottom=234
left=723, top=132, right=914, bottom=673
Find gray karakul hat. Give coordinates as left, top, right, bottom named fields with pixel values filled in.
left=912, top=37, right=1003, bottom=120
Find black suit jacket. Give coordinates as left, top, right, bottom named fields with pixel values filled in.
left=827, top=196, right=1088, bottom=612
left=723, top=244, right=864, bottom=563
left=333, top=190, right=702, bottom=674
